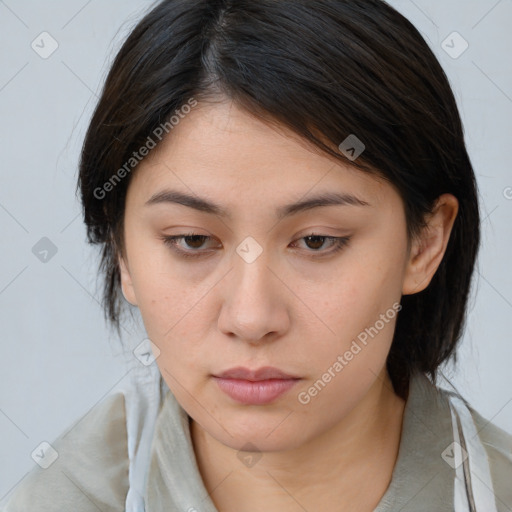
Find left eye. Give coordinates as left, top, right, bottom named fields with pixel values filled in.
left=160, top=233, right=351, bottom=259
left=292, top=234, right=347, bottom=252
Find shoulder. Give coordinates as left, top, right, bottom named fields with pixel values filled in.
left=0, top=392, right=129, bottom=512
left=468, top=405, right=512, bottom=511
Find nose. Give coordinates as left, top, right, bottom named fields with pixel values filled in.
left=217, top=243, right=290, bottom=344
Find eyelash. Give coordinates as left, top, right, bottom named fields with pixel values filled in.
left=159, top=232, right=351, bottom=260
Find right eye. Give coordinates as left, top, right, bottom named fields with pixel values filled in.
left=159, top=233, right=220, bottom=259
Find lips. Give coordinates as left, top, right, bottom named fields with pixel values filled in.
left=214, top=366, right=299, bottom=381
left=212, top=366, right=301, bottom=405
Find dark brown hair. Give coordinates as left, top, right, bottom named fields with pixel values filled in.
left=77, top=0, right=481, bottom=399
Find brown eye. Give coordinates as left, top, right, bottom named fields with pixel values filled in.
left=291, top=234, right=351, bottom=256
left=160, top=233, right=219, bottom=259
left=293, top=233, right=351, bottom=258
left=303, top=235, right=328, bottom=250
left=181, top=235, right=208, bottom=249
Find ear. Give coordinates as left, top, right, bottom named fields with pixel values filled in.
left=118, top=254, right=138, bottom=306
left=402, top=193, right=459, bottom=295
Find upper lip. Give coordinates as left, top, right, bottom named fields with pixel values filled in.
left=214, top=366, right=300, bottom=381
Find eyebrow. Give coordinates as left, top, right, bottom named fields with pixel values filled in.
left=144, top=189, right=371, bottom=220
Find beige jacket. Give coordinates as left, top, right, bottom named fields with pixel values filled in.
left=1, top=365, right=511, bottom=511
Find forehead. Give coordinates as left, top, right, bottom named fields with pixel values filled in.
left=126, top=100, right=394, bottom=211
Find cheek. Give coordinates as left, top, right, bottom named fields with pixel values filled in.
left=302, top=245, right=405, bottom=386
left=137, top=288, right=209, bottom=361
left=318, top=256, right=402, bottom=340
left=126, top=240, right=202, bottom=331
left=129, top=262, right=214, bottom=359
left=296, top=289, right=400, bottom=415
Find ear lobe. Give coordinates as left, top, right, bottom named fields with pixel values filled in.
left=402, top=193, right=459, bottom=296
left=118, top=255, right=138, bottom=306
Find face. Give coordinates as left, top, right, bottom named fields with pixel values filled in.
left=118, top=99, right=425, bottom=452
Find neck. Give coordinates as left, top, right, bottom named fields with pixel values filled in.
left=190, top=369, right=406, bottom=512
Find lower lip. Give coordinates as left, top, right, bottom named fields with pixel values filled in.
left=213, top=377, right=300, bottom=405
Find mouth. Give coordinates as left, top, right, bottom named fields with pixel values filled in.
left=212, top=366, right=301, bottom=405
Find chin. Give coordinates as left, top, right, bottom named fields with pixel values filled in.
left=200, top=412, right=308, bottom=453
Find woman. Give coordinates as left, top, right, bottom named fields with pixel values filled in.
left=2, top=0, right=511, bottom=511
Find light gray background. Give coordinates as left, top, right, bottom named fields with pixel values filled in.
left=0, top=0, right=511, bottom=501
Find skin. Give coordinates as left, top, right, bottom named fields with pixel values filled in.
left=118, top=98, right=459, bottom=511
